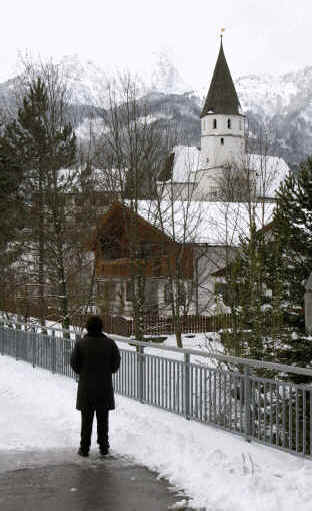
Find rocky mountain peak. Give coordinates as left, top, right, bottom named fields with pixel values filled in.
left=149, top=51, right=189, bottom=95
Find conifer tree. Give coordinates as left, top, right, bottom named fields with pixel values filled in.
left=272, top=156, right=312, bottom=329
left=0, top=74, right=77, bottom=328
left=220, top=220, right=283, bottom=360
left=221, top=156, right=312, bottom=374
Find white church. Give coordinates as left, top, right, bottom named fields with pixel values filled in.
left=159, top=38, right=289, bottom=202
left=94, top=38, right=290, bottom=317
left=142, top=38, right=290, bottom=314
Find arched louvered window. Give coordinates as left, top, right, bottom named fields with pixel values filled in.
left=221, top=138, right=224, bottom=145
left=213, top=119, right=217, bottom=129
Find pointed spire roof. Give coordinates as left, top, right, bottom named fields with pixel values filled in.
left=200, top=39, right=241, bottom=117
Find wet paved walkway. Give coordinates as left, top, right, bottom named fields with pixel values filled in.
left=0, top=449, right=192, bottom=511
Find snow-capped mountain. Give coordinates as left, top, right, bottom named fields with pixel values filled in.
left=60, top=52, right=189, bottom=104
left=149, top=51, right=190, bottom=95
left=59, top=55, right=109, bottom=106
left=237, top=67, right=312, bottom=118
left=235, top=67, right=312, bottom=166
left=1, top=54, right=312, bottom=167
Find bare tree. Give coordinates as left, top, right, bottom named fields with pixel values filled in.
left=141, top=145, right=214, bottom=347
left=79, top=73, right=176, bottom=339
left=1, top=58, right=98, bottom=330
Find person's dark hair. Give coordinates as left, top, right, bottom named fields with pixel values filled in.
left=86, top=315, right=103, bottom=334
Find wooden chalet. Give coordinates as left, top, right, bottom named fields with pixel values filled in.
left=92, top=202, right=193, bottom=316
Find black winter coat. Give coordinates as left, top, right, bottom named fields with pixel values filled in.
left=70, top=332, right=121, bottom=411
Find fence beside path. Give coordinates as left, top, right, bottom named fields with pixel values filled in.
left=1, top=321, right=312, bottom=460
left=101, top=312, right=237, bottom=337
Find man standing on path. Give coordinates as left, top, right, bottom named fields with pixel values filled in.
left=70, top=315, right=121, bottom=457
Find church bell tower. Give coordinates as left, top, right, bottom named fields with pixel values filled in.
left=198, top=35, right=245, bottom=197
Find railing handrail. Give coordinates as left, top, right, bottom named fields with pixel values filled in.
left=110, top=334, right=312, bottom=379
left=2, top=319, right=312, bottom=379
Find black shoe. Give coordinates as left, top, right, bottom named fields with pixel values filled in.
left=78, top=448, right=89, bottom=457
left=99, top=447, right=109, bottom=456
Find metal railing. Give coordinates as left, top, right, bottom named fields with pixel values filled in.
left=1, top=320, right=312, bottom=458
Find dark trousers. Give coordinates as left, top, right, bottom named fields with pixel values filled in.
left=80, top=406, right=109, bottom=452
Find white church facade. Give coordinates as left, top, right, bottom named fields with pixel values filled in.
left=159, top=39, right=289, bottom=202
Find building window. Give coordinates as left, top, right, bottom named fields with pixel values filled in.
left=97, top=280, right=115, bottom=301
left=164, top=281, right=186, bottom=305
left=126, top=280, right=134, bottom=302
left=213, top=119, right=217, bottom=129
left=221, top=138, right=224, bottom=145
left=209, top=187, right=219, bottom=199
left=227, top=118, right=231, bottom=128
left=164, top=282, right=173, bottom=305
left=177, top=282, right=186, bottom=306
left=151, top=257, right=161, bottom=276
left=215, top=282, right=232, bottom=306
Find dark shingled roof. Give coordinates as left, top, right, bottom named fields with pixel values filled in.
left=157, top=152, right=175, bottom=182
left=200, top=40, right=241, bottom=118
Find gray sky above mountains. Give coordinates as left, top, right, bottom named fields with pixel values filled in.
left=1, top=0, right=311, bottom=88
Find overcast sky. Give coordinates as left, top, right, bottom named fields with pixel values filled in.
left=1, top=0, right=311, bottom=88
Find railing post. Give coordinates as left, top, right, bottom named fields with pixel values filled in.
left=0, top=322, right=3, bottom=355
left=184, top=352, right=190, bottom=420
left=138, top=345, right=145, bottom=403
left=51, top=329, right=56, bottom=374
left=15, top=327, right=18, bottom=361
left=32, top=330, right=36, bottom=368
left=244, top=366, right=252, bottom=442
left=25, top=328, right=29, bottom=363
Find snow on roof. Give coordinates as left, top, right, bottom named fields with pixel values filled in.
left=248, top=153, right=289, bottom=198
left=170, top=145, right=201, bottom=182
left=168, top=147, right=289, bottom=199
left=137, top=200, right=275, bottom=246
left=93, top=167, right=126, bottom=192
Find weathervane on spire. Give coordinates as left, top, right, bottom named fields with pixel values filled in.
left=220, top=27, right=225, bottom=39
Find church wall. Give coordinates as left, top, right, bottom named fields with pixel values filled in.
left=157, top=181, right=197, bottom=201
left=201, top=114, right=244, bottom=137
left=200, top=114, right=245, bottom=169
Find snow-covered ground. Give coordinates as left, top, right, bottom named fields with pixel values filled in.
left=114, top=331, right=223, bottom=366
left=1, top=354, right=312, bottom=510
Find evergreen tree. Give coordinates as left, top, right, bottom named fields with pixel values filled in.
left=220, top=156, right=312, bottom=384
left=0, top=76, right=77, bottom=328
left=221, top=156, right=312, bottom=363
left=272, top=156, right=312, bottom=329
left=221, top=219, right=284, bottom=361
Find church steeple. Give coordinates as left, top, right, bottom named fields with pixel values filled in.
left=200, top=39, right=241, bottom=117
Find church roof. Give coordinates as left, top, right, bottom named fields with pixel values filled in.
left=95, top=201, right=173, bottom=245
left=158, top=147, right=289, bottom=200
left=200, top=39, right=241, bottom=117
left=158, top=146, right=201, bottom=183
left=248, top=154, right=290, bottom=199
left=137, top=200, right=275, bottom=245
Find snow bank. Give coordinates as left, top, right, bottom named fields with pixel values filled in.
left=1, top=355, right=312, bottom=510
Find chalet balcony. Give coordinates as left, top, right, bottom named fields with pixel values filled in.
left=96, top=251, right=193, bottom=279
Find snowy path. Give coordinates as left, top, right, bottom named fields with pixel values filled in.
left=0, top=451, right=182, bottom=511
left=1, top=355, right=312, bottom=510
